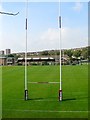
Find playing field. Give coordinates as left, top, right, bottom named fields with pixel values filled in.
left=2, top=65, right=88, bottom=118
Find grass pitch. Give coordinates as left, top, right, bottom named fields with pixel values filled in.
left=2, top=65, right=88, bottom=118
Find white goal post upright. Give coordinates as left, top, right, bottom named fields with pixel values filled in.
left=59, top=1, right=62, bottom=101
left=25, top=0, right=28, bottom=100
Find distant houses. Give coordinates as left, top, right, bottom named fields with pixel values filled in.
left=17, top=57, right=55, bottom=65
left=0, top=47, right=89, bottom=66
left=0, top=49, right=15, bottom=66
left=0, top=54, right=81, bottom=66
left=0, top=55, right=7, bottom=66
left=0, top=55, right=15, bottom=66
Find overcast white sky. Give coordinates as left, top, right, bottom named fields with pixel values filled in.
left=0, top=2, right=88, bottom=53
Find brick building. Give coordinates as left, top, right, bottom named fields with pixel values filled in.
left=0, top=55, right=15, bottom=66
left=0, top=55, right=7, bottom=66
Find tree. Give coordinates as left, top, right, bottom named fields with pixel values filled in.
left=88, top=47, right=90, bottom=61
left=73, top=50, right=82, bottom=58
left=6, top=54, right=14, bottom=57
left=66, top=50, right=73, bottom=58
left=82, top=49, right=88, bottom=60
left=41, top=51, right=49, bottom=56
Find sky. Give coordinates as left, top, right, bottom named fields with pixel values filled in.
left=0, top=2, right=88, bottom=53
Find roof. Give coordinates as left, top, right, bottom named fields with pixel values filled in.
left=17, top=57, right=55, bottom=62
left=0, top=55, right=6, bottom=59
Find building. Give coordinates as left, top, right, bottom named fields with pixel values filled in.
left=0, top=50, right=4, bottom=55
left=0, top=55, right=7, bottom=66
left=6, top=57, right=15, bottom=65
left=17, top=57, right=55, bottom=65
left=0, top=55, right=15, bottom=66
left=6, top=49, right=11, bottom=55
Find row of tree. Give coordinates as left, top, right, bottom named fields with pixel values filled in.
left=7, top=46, right=90, bottom=62
left=40, top=46, right=89, bottom=61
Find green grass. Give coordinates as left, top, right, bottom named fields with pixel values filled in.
left=2, top=65, right=88, bottom=118
left=0, top=67, right=2, bottom=119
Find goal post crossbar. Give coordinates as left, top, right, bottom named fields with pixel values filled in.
left=28, top=82, right=60, bottom=84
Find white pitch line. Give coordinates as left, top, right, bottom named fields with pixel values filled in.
left=4, top=98, right=87, bottom=102
left=34, top=99, right=87, bottom=102
left=30, top=100, right=87, bottom=102
left=4, top=109, right=89, bottom=113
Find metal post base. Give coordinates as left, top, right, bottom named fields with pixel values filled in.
left=25, top=90, right=28, bottom=100
left=59, top=90, right=62, bottom=101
